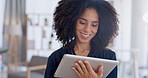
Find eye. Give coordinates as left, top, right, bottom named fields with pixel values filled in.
left=92, top=23, right=98, bottom=27
left=79, top=21, right=86, bottom=25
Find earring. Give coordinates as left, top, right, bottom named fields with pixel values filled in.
left=68, top=37, right=75, bottom=42
left=72, top=37, right=75, bottom=40
left=69, top=39, right=71, bottom=42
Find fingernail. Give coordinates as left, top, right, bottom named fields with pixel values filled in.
left=75, top=63, right=78, bottom=65
left=78, top=60, right=80, bottom=63
left=72, top=67, right=75, bottom=69
left=100, top=65, right=103, bottom=72
left=84, top=60, right=88, bottom=63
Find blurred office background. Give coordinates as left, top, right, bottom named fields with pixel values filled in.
left=0, top=0, right=148, bottom=78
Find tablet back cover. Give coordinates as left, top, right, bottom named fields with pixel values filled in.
left=54, top=54, right=118, bottom=78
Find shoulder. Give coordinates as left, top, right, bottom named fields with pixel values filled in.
left=45, top=48, right=67, bottom=78
left=46, top=47, right=67, bottom=68
left=103, top=48, right=116, bottom=56
left=48, top=47, right=71, bottom=60
left=49, top=47, right=66, bottom=58
left=100, top=48, right=117, bottom=60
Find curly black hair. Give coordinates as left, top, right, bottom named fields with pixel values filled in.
left=53, top=0, right=119, bottom=50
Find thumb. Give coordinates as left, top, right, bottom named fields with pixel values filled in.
left=97, top=65, right=103, bottom=78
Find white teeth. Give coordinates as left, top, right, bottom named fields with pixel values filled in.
left=82, top=34, right=90, bottom=37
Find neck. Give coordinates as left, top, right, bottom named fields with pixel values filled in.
left=74, top=42, right=90, bottom=53
left=74, top=44, right=90, bottom=50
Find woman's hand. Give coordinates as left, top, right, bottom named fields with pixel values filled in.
left=72, top=60, right=103, bottom=78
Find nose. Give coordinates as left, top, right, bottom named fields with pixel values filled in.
left=84, top=23, right=91, bottom=32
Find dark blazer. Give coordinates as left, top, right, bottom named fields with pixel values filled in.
left=44, top=47, right=117, bottom=78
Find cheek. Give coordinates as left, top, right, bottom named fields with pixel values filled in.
left=76, top=24, right=83, bottom=31
left=75, top=24, right=81, bottom=35
left=92, top=27, right=98, bottom=35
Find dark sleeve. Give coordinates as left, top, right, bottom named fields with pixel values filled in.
left=44, top=53, right=56, bottom=78
left=106, top=51, right=118, bottom=78
left=44, top=48, right=65, bottom=78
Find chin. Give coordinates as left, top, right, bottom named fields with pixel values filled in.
left=79, top=39, right=91, bottom=44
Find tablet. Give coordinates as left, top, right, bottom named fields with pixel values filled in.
left=54, top=54, right=119, bottom=78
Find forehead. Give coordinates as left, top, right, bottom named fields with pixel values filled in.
left=79, top=8, right=99, bottom=21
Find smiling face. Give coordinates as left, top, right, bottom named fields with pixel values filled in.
left=75, top=8, right=99, bottom=44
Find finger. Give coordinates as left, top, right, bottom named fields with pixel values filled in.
left=97, top=65, right=103, bottom=77
left=72, top=66, right=81, bottom=77
left=83, top=60, right=95, bottom=73
left=74, top=62, right=84, bottom=75
left=77, top=60, right=89, bottom=74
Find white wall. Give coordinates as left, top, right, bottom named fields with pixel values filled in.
left=0, top=0, right=6, bottom=48
left=131, top=0, right=148, bottom=75
left=113, top=0, right=148, bottom=77
left=26, top=0, right=60, bottom=14
left=113, top=0, right=132, bottom=50
left=113, top=0, right=133, bottom=78
left=131, top=0, right=148, bottom=66
left=26, top=0, right=61, bottom=59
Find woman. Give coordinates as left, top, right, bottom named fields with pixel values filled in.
left=45, top=0, right=119, bottom=78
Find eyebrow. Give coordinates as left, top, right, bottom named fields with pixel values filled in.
left=79, top=17, right=99, bottom=23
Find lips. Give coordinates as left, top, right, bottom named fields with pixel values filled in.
left=81, top=33, right=90, bottom=39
